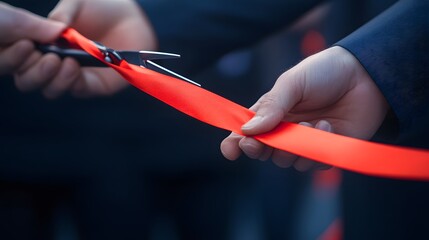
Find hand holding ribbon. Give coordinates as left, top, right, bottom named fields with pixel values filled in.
left=222, top=46, right=389, bottom=172
left=61, top=28, right=429, bottom=181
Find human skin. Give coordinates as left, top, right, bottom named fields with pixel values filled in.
left=220, top=46, right=389, bottom=171
left=0, top=0, right=157, bottom=98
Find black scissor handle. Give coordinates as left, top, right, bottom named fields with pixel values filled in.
left=36, top=43, right=108, bottom=67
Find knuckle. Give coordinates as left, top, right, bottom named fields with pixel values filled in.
left=258, top=93, right=278, bottom=107
left=239, top=138, right=262, bottom=159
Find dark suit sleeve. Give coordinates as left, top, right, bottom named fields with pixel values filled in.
left=137, top=0, right=324, bottom=74
left=336, top=0, right=429, bottom=138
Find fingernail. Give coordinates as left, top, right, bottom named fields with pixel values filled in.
left=239, top=138, right=259, bottom=159
left=242, top=116, right=263, bottom=130
left=317, top=120, right=332, bottom=132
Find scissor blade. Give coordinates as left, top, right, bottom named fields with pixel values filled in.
left=116, top=51, right=144, bottom=65
left=117, top=50, right=180, bottom=65
left=138, top=51, right=180, bottom=60
left=146, top=60, right=201, bottom=87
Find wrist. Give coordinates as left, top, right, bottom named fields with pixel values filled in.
left=334, top=46, right=390, bottom=138
left=328, top=46, right=364, bottom=89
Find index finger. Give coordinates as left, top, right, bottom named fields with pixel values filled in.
left=0, top=2, right=65, bottom=46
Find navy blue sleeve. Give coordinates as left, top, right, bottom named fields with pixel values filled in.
left=137, top=0, right=323, bottom=74
left=336, top=0, right=429, bottom=136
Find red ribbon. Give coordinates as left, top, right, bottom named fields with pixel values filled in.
left=61, top=28, right=429, bottom=181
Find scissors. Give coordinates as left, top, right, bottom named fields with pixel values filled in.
left=37, top=39, right=201, bottom=86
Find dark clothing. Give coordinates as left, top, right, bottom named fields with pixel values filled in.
left=141, top=0, right=429, bottom=239
left=337, top=1, right=429, bottom=239
left=140, top=0, right=325, bottom=74
left=338, top=0, right=429, bottom=137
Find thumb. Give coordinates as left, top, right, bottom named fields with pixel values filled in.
left=48, top=0, right=83, bottom=25
left=0, top=3, right=65, bottom=44
left=241, top=72, right=303, bottom=135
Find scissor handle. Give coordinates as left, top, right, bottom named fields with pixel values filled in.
left=36, top=43, right=107, bottom=67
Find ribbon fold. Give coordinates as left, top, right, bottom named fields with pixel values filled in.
left=61, top=28, right=429, bottom=181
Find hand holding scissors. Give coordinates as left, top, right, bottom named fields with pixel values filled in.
left=1, top=0, right=161, bottom=98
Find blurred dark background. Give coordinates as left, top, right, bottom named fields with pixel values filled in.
left=0, top=1, right=302, bottom=239
left=3, top=1, right=426, bottom=240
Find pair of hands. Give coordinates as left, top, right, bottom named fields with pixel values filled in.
left=0, top=1, right=389, bottom=171
left=0, top=0, right=156, bottom=98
